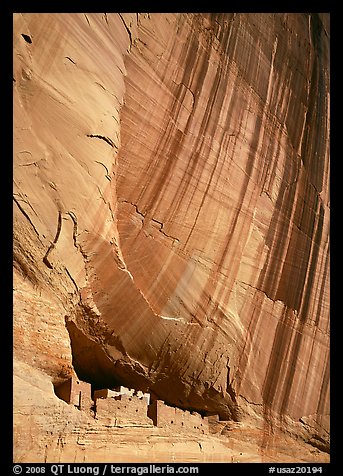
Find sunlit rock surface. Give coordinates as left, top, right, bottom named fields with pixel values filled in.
left=13, top=12, right=330, bottom=462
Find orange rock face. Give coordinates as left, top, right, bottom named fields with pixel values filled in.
left=13, top=13, right=330, bottom=460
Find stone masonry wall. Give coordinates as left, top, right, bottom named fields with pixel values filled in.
left=54, top=377, right=92, bottom=411
left=148, top=400, right=208, bottom=433
left=95, top=396, right=153, bottom=427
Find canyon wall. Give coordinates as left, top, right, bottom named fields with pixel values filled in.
left=13, top=13, right=330, bottom=460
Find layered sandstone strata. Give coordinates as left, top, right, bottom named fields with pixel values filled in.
left=13, top=12, right=330, bottom=461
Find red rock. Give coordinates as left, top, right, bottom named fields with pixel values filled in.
left=13, top=12, right=330, bottom=461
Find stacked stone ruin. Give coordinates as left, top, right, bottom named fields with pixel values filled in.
left=148, top=399, right=209, bottom=434
left=54, top=377, right=209, bottom=432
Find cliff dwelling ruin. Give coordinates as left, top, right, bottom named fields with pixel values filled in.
left=54, top=377, right=210, bottom=433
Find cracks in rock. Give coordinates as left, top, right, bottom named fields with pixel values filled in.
left=14, top=192, right=39, bottom=217
left=87, top=134, right=116, bottom=149
left=176, top=81, right=196, bottom=104
left=84, top=14, right=90, bottom=27
left=13, top=196, right=41, bottom=238
left=112, top=115, right=120, bottom=126
left=238, top=394, right=263, bottom=407
left=122, top=200, right=146, bottom=219
left=67, top=211, right=88, bottom=263
left=203, top=380, right=240, bottom=421
left=106, top=231, right=181, bottom=327
left=65, top=56, right=76, bottom=65
left=94, top=82, right=124, bottom=107
left=17, top=152, right=43, bottom=167
left=260, top=190, right=273, bottom=201
left=121, top=200, right=179, bottom=243
left=237, top=280, right=321, bottom=333
left=94, top=160, right=112, bottom=181
left=151, top=218, right=180, bottom=243
left=116, top=64, right=125, bottom=76
left=96, top=186, right=107, bottom=204
left=111, top=239, right=127, bottom=271
left=13, top=195, right=47, bottom=284
left=64, top=267, right=79, bottom=292
left=260, top=173, right=299, bottom=202
left=171, top=80, right=196, bottom=114
left=95, top=81, right=106, bottom=91
left=118, top=13, right=133, bottom=51
left=67, top=211, right=80, bottom=250
left=237, top=279, right=279, bottom=305
left=43, top=211, right=62, bottom=269
left=18, top=161, right=40, bottom=167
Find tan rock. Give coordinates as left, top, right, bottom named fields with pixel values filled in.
left=13, top=12, right=330, bottom=461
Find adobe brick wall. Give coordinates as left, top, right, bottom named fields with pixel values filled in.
left=55, top=380, right=210, bottom=432
left=95, top=396, right=153, bottom=427
left=154, top=401, right=178, bottom=428
left=71, top=379, right=91, bottom=408
left=148, top=400, right=209, bottom=433
left=187, top=411, right=208, bottom=434
left=55, top=377, right=92, bottom=411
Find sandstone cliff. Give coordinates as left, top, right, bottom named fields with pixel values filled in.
left=13, top=13, right=330, bottom=462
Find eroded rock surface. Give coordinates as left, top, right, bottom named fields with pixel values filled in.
left=13, top=13, right=330, bottom=461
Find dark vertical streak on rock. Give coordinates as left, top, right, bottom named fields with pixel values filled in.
left=257, top=156, right=298, bottom=303
left=262, top=308, right=294, bottom=409
left=314, top=242, right=329, bottom=327
left=279, top=320, right=305, bottom=414
left=183, top=63, right=227, bottom=245
left=316, top=353, right=330, bottom=419
left=165, top=47, right=210, bottom=220
left=234, top=293, right=265, bottom=394
left=217, top=112, right=263, bottom=274
left=298, top=203, right=324, bottom=320
left=256, top=12, right=329, bottom=325
left=84, top=14, right=90, bottom=27
left=135, top=30, right=204, bottom=217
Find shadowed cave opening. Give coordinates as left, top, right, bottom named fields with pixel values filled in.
left=59, top=316, right=239, bottom=421
left=61, top=318, right=148, bottom=397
